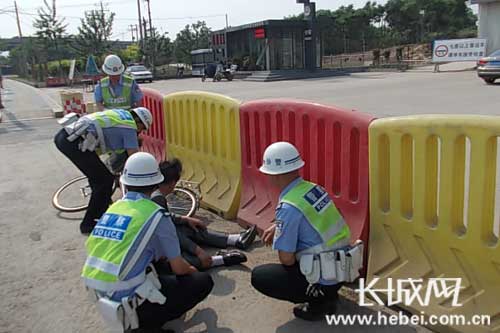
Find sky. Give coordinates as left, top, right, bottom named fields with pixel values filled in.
left=1, top=0, right=478, bottom=41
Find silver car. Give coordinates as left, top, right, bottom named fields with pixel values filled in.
left=125, top=65, right=153, bottom=83
left=477, top=49, right=500, bottom=84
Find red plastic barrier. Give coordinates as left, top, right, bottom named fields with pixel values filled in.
left=238, top=100, right=375, bottom=270
left=46, top=77, right=67, bottom=87
left=140, top=88, right=166, bottom=161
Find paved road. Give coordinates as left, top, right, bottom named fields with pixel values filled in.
left=5, top=72, right=493, bottom=332
left=41, top=67, right=500, bottom=119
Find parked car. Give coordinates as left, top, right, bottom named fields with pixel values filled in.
left=477, top=49, right=500, bottom=84
left=125, top=65, right=153, bottom=83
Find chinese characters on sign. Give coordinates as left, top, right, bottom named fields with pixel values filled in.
left=432, top=38, right=487, bottom=63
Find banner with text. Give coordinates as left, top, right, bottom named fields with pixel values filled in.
left=432, top=38, right=487, bottom=63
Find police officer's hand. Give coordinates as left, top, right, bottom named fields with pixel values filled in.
left=262, top=224, right=276, bottom=246
left=195, top=247, right=213, bottom=269
left=183, top=216, right=207, bottom=231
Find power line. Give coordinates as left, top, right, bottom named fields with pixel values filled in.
left=12, top=9, right=226, bottom=22
left=4, top=12, right=31, bottom=32
left=152, top=14, right=226, bottom=21
left=22, top=0, right=136, bottom=10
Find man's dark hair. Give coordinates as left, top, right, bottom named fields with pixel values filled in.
left=159, top=159, right=183, bottom=184
left=132, top=114, right=142, bottom=125
left=125, top=184, right=159, bottom=193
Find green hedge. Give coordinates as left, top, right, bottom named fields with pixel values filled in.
left=44, top=59, right=85, bottom=77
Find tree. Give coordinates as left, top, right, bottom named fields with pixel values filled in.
left=73, top=2, right=115, bottom=61
left=385, top=0, right=477, bottom=43
left=33, top=0, right=68, bottom=78
left=9, top=38, right=44, bottom=80
left=287, top=0, right=477, bottom=55
left=119, top=43, right=141, bottom=64
left=174, top=21, right=211, bottom=64
left=142, top=28, right=173, bottom=72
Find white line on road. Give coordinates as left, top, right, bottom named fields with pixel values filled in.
left=1, top=116, right=54, bottom=123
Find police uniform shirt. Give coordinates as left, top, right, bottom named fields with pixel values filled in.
left=272, top=177, right=336, bottom=285
left=110, top=191, right=181, bottom=301
left=94, top=74, right=144, bottom=107
left=86, top=109, right=140, bottom=152
left=87, top=124, right=139, bottom=152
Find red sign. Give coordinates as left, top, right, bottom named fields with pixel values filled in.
left=254, top=28, right=266, bottom=39
left=434, top=45, right=449, bottom=57
left=212, top=33, right=226, bottom=45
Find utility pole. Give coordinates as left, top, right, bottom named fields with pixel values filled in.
left=129, top=24, right=136, bottom=41
left=144, top=0, right=155, bottom=75
left=136, top=0, right=143, bottom=42
left=224, top=14, right=228, bottom=61
left=143, top=17, right=148, bottom=39
left=14, top=1, right=22, bottom=38
left=14, top=0, right=27, bottom=78
left=145, top=0, right=152, bottom=35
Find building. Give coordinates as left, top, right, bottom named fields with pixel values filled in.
left=474, top=0, right=500, bottom=53
left=211, top=19, right=321, bottom=71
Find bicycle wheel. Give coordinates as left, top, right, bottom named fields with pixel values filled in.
left=52, top=176, right=92, bottom=213
left=52, top=176, right=119, bottom=213
left=166, top=188, right=198, bottom=217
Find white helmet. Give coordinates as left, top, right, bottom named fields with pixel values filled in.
left=120, top=152, right=164, bottom=187
left=259, top=141, right=305, bottom=175
left=102, top=54, right=124, bottom=76
left=131, top=107, right=153, bottom=130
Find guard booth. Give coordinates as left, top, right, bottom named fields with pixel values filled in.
left=211, top=20, right=321, bottom=71
left=190, top=49, right=215, bottom=77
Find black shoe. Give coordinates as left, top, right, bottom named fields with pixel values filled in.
left=222, top=251, right=247, bottom=266
left=293, top=301, right=337, bottom=321
left=79, top=220, right=97, bottom=235
left=235, top=225, right=257, bottom=250
left=126, top=328, right=175, bottom=333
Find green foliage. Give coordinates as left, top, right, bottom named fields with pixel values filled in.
left=142, top=28, right=174, bottom=71
left=385, top=0, right=477, bottom=43
left=174, top=21, right=211, bottom=64
left=45, top=59, right=84, bottom=76
left=33, top=0, right=68, bottom=78
left=119, top=44, right=141, bottom=64
left=9, top=38, right=44, bottom=79
left=288, top=0, right=477, bottom=54
left=72, top=3, right=116, bottom=60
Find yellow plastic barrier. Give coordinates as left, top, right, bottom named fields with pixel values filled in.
left=164, top=91, right=241, bottom=219
left=368, top=115, right=500, bottom=333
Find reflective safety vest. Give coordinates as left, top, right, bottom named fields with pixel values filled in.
left=100, top=75, right=133, bottom=109
left=81, top=198, right=163, bottom=295
left=280, top=180, right=350, bottom=249
left=84, top=109, right=137, bottom=154
left=86, top=109, right=137, bottom=131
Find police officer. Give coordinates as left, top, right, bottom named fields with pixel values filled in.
left=54, top=107, right=153, bottom=234
left=96, top=55, right=143, bottom=111
left=251, top=142, right=352, bottom=321
left=82, top=152, right=213, bottom=332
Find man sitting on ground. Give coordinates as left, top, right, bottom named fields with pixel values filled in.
left=152, top=159, right=258, bottom=271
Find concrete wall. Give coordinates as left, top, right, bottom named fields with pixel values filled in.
left=478, top=1, right=500, bottom=54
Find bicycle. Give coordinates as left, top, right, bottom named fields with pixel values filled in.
left=52, top=155, right=201, bottom=218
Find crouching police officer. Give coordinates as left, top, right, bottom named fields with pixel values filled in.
left=251, top=142, right=362, bottom=321
left=82, top=152, right=213, bottom=332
